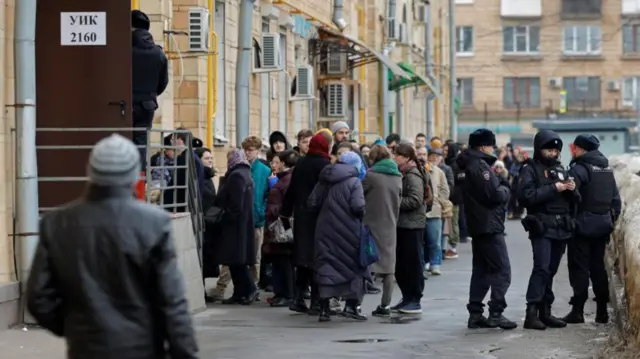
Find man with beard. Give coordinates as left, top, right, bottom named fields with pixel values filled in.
left=517, top=130, right=576, bottom=330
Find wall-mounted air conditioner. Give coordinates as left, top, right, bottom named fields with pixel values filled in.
left=253, top=33, right=281, bottom=73
left=547, top=77, right=562, bottom=89
left=326, top=51, right=348, bottom=75
left=290, top=65, right=315, bottom=101
left=326, top=82, right=347, bottom=117
left=606, top=80, right=620, bottom=92
left=279, top=13, right=295, bottom=29
left=387, top=18, right=399, bottom=41
left=188, top=7, right=210, bottom=52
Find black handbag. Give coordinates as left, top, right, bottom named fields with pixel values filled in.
left=204, top=206, right=225, bottom=225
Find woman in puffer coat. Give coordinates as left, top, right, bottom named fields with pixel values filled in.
left=308, top=151, right=367, bottom=322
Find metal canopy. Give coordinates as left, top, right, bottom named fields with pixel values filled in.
left=532, top=119, right=637, bottom=132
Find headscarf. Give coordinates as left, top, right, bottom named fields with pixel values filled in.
left=339, top=151, right=365, bottom=180
left=227, top=148, right=249, bottom=170
left=308, top=133, right=330, bottom=159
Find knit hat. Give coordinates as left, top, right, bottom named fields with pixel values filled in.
left=192, top=137, right=203, bottom=148
left=468, top=128, right=496, bottom=148
left=493, top=160, right=505, bottom=169
left=131, top=10, right=150, bottom=30
left=330, top=121, right=350, bottom=134
left=430, top=139, right=443, bottom=149
left=308, top=132, right=330, bottom=158
left=372, top=138, right=386, bottom=146
left=87, top=134, right=141, bottom=187
left=339, top=151, right=365, bottom=179
left=573, top=134, right=600, bottom=152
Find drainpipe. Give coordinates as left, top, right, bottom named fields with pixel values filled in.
left=381, top=47, right=391, bottom=138
left=332, top=0, right=347, bottom=31
left=235, top=0, right=256, bottom=146
left=14, top=0, right=39, bottom=323
left=425, top=2, right=435, bottom=138
left=448, top=0, right=457, bottom=141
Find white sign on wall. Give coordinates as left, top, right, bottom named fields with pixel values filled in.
left=60, top=12, right=107, bottom=46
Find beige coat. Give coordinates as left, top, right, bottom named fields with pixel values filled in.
left=426, top=164, right=450, bottom=218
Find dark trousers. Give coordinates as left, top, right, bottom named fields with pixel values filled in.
left=458, top=203, right=468, bottom=239
left=467, top=233, right=512, bottom=314
left=525, top=236, right=567, bottom=305
left=395, top=228, right=425, bottom=302
left=295, top=266, right=317, bottom=300
left=567, top=237, right=609, bottom=304
left=272, top=254, right=294, bottom=299
left=132, top=102, right=155, bottom=168
left=229, top=264, right=256, bottom=298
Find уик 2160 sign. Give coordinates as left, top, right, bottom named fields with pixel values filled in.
left=60, top=12, right=107, bottom=46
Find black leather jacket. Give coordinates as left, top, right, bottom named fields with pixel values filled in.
left=26, top=185, right=198, bottom=359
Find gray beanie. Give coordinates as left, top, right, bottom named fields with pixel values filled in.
left=330, top=121, right=349, bottom=134
left=87, top=134, right=141, bottom=186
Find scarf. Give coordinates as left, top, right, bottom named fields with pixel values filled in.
left=228, top=148, right=249, bottom=170
left=339, top=151, right=365, bottom=180
left=370, top=158, right=401, bottom=176
left=308, top=133, right=330, bottom=159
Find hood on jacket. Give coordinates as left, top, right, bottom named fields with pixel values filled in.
left=445, top=142, right=460, bottom=166
left=132, top=29, right=156, bottom=49
left=319, top=162, right=358, bottom=184
left=572, top=149, right=609, bottom=168
left=533, top=130, right=562, bottom=161
left=456, top=148, right=497, bottom=170
left=268, top=131, right=291, bottom=152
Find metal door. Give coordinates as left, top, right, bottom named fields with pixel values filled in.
left=35, top=0, right=132, bottom=209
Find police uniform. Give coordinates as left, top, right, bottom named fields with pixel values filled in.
left=517, top=130, right=575, bottom=330
left=564, top=134, right=621, bottom=325
left=457, top=129, right=517, bottom=330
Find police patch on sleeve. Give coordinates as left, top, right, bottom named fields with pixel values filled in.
left=482, top=171, right=490, bottom=180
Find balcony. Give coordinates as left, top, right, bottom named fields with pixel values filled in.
left=501, top=0, right=541, bottom=18
left=622, top=0, right=640, bottom=17
left=562, top=0, right=601, bottom=19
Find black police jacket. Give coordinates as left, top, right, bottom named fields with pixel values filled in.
left=517, top=159, right=575, bottom=240
left=456, top=148, right=510, bottom=237
left=132, top=29, right=169, bottom=104
left=569, top=150, right=622, bottom=239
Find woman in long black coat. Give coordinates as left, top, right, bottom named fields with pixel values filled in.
left=280, top=132, right=331, bottom=314
left=195, top=148, right=219, bottom=282
left=211, top=148, right=257, bottom=305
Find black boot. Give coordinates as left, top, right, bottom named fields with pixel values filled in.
left=595, top=302, right=609, bottom=324
left=487, top=312, right=518, bottom=330
left=318, top=299, right=331, bottom=322
left=340, top=300, right=367, bottom=321
left=540, top=304, right=566, bottom=328
left=523, top=304, right=546, bottom=330
left=467, top=313, right=497, bottom=329
left=288, top=295, right=309, bottom=314
left=562, top=302, right=585, bottom=324
left=307, top=298, right=321, bottom=316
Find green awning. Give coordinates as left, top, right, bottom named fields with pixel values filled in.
left=387, top=62, right=437, bottom=95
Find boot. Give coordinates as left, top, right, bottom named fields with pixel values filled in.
left=562, top=302, right=585, bottom=324
left=318, top=299, right=331, bottom=322
left=288, top=294, right=309, bottom=314
left=540, top=304, right=566, bottom=328
left=340, top=300, right=367, bottom=321
left=523, top=304, right=546, bottom=330
left=595, top=302, right=609, bottom=324
left=487, top=312, right=518, bottom=330
left=467, top=313, right=497, bottom=329
left=307, top=298, right=321, bottom=316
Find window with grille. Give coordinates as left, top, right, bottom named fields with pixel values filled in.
left=503, top=77, right=541, bottom=108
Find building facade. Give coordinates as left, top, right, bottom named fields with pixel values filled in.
left=454, top=0, right=640, bottom=135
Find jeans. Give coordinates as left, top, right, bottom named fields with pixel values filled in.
left=425, top=218, right=443, bottom=267
left=229, top=265, right=257, bottom=298
left=271, top=254, right=294, bottom=299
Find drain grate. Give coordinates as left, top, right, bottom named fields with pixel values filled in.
left=333, top=339, right=393, bottom=343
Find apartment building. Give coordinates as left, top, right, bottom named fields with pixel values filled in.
left=454, top=0, right=640, bottom=134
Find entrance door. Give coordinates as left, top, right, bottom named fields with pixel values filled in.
left=36, top=0, right=132, bottom=209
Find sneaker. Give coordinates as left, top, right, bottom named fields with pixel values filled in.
left=444, top=249, right=459, bottom=259
left=398, top=302, right=422, bottom=314
left=372, top=305, right=391, bottom=317
left=430, top=266, right=442, bottom=275
left=390, top=299, right=407, bottom=313
left=424, top=263, right=431, bottom=271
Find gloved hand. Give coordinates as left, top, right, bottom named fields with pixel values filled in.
left=268, top=175, right=278, bottom=189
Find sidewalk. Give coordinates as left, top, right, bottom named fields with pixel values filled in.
left=0, top=222, right=613, bottom=359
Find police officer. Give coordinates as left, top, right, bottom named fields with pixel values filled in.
left=564, top=134, right=621, bottom=324
left=517, top=130, right=576, bottom=330
left=132, top=10, right=169, bottom=165
left=457, top=129, right=517, bottom=330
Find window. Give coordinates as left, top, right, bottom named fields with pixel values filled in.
left=402, top=4, right=407, bottom=23
left=622, top=76, right=640, bottom=107
left=503, top=26, right=540, bottom=53
left=563, top=25, right=601, bottom=54
left=503, top=77, right=541, bottom=108
left=623, top=24, right=640, bottom=54
left=456, top=26, right=474, bottom=55
left=457, top=78, right=474, bottom=106
left=562, top=76, right=601, bottom=107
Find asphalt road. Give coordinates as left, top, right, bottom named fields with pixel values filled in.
left=0, top=221, right=611, bottom=359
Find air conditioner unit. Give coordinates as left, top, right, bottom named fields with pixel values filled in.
left=398, top=23, right=408, bottom=44
left=291, top=65, right=314, bottom=101
left=387, top=18, right=399, bottom=40
left=260, top=3, right=279, bottom=20
left=326, top=82, right=347, bottom=117
left=326, top=51, right=348, bottom=75
left=188, top=7, right=210, bottom=52
left=607, top=80, right=621, bottom=92
left=548, top=77, right=562, bottom=88
left=254, top=33, right=281, bottom=73
left=279, top=13, right=295, bottom=29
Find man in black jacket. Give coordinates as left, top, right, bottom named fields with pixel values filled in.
left=517, top=130, right=576, bottom=330
left=457, top=129, right=517, bottom=330
left=564, top=134, right=621, bottom=325
left=132, top=10, right=169, bottom=164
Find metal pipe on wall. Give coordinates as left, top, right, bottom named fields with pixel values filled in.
left=131, top=0, right=139, bottom=10
left=206, top=0, right=216, bottom=149
left=14, top=0, right=40, bottom=324
left=332, top=0, right=347, bottom=31
left=448, top=0, right=457, bottom=141
left=381, top=48, right=390, bottom=139
left=425, top=2, right=435, bottom=138
left=235, top=0, right=256, bottom=146
left=357, top=6, right=365, bottom=144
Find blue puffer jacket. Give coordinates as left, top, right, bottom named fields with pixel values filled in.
left=251, top=160, right=271, bottom=228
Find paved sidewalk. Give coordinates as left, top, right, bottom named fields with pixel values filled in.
left=0, top=222, right=611, bottom=358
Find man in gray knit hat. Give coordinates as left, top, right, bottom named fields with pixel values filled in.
left=330, top=120, right=350, bottom=143
left=27, top=134, right=198, bottom=359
